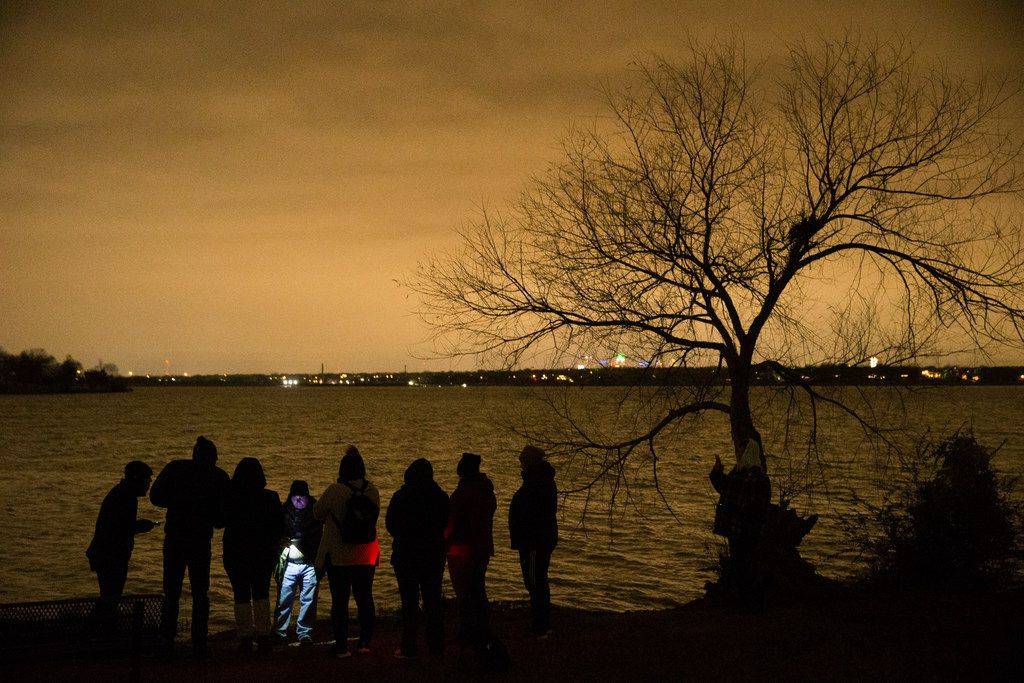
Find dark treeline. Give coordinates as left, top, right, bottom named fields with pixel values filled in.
left=126, top=364, right=1024, bottom=388
left=0, top=348, right=128, bottom=394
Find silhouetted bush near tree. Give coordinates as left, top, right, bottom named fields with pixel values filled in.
left=865, top=432, right=1022, bottom=587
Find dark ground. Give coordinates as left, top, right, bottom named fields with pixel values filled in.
left=9, top=588, right=1024, bottom=681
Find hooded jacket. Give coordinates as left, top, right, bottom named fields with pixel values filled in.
left=150, top=458, right=230, bottom=541
left=509, top=459, right=558, bottom=551
left=386, top=459, right=450, bottom=568
left=445, top=471, right=497, bottom=561
left=86, top=480, right=154, bottom=568
left=314, top=478, right=381, bottom=569
left=222, top=481, right=284, bottom=568
left=283, top=489, right=322, bottom=561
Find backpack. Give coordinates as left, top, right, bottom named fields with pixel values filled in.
left=335, top=481, right=378, bottom=544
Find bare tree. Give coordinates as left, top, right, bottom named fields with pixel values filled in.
left=416, top=36, right=1024, bottom=505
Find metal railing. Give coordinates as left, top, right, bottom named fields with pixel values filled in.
left=0, top=594, right=162, bottom=661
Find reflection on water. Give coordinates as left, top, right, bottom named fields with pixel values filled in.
left=0, top=386, right=1021, bottom=628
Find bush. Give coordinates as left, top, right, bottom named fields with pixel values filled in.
left=867, top=431, right=1022, bottom=586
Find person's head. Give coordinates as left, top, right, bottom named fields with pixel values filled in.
left=519, top=445, right=547, bottom=470
left=192, top=436, right=217, bottom=468
left=288, top=479, right=310, bottom=508
left=338, top=445, right=366, bottom=482
left=404, top=458, right=434, bottom=486
left=232, top=457, right=266, bottom=490
left=124, top=460, right=153, bottom=496
left=457, top=452, right=482, bottom=478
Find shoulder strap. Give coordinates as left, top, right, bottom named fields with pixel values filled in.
left=342, top=480, right=369, bottom=495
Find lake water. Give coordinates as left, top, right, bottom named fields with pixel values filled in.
left=1, top=385, right=1022, bottom=630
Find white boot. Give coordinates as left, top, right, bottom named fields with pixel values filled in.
left=234, top=602, right=255, bottom=647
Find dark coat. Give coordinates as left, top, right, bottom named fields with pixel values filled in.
left=86, top=480, right=154, bottom=569
left=149, top=459, right=230, bottom=541
left=445, top=472, right=496, bottom=561
left=222, top=486, right=284, bottom=568
left=283, top=494, right=322, bottom=559
left=386, top=460, right=450, bottom=570
left=509, top=460, right=558, bottom=551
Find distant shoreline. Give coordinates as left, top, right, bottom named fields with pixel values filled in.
left=0, top=385, right=131, bottom=395
left=122, top=365, right=1024, bottom=389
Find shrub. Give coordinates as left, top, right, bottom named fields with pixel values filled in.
left=867, top=431, right=1022, bottom=586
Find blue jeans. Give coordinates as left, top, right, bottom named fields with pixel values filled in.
left=274, top=562, right=319, bottom=639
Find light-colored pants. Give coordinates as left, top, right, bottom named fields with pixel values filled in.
left=274, top=562, right=319, bottom=639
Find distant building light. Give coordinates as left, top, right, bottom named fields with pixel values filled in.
left=869, top=356, right=879, bottom=368
left=576, top=364, right=587, bottom=370
left=461, top=383, right=468, bottom=388
left=408, top=380, right=416, bottom=386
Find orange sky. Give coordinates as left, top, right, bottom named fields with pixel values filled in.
left=2, top=1, right=1022, bottom=373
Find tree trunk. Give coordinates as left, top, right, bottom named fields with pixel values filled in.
left=728, top=371, right=757, bottom=464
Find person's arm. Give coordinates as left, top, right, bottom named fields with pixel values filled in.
left=709, top=456, right=726, bottom=493
left=313, top=486, right=333, bottom=521
left=269, top=492, right=285, bottom=540
left=445, top=488, right=463, bottom=546
left=385, top=491, right=400, bottom=538
left=149, top=464, right=171, bottom=508
left=508, top=489, right=523, bottom=543
left=212, top=470, right=230, bottom=530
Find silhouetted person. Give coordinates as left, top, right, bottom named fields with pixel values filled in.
left=223, top=457, right=283, bottom=653
left=386, top=458, right=450, bottom=658
left=274, top=480, right=322, bottom=645
left=445, top=452, right=497, bottom=659
left=509, top=445, right=558, bottom=636
left=150, top=436, right=230, bottom=655
left=710, top=432, right=771, bottom=609
left=86, top=460, right=156, bottom=631
left=314, top=445, right=381, bottom=658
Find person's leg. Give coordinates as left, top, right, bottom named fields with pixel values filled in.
left=295, top=564, right=319, bottom=640
left=95, top=563, right=128, bottom=632
left=475, top=560, right=491, bottom=647
left=395, top=566, right=420, bottom=656
left=533, top=549, right=552, bottom=633
left=421, top=561, right=445, bottom=655
left=274, top=563, right=299, bottom=638
left=518, top=549, right=536, bottom=622
left=186, top=539, right=212, bottom=651
left=227, top=561, right=255, bottom=644
left=327, top=566, right=352, bottom=653
left=448, top=556, right=478, bottom=653
left=351, top=564, right=376, bottom=648
left=160, top=538, right=187, bottom=646
left=252, top=562, right=274, bottom=642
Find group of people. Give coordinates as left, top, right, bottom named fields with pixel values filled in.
left=86, top=436, right=558, bottom=665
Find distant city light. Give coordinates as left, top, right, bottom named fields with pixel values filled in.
left=869, top=356, right=879, bottom=368
left=282, top=378, right=299, bottom=387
